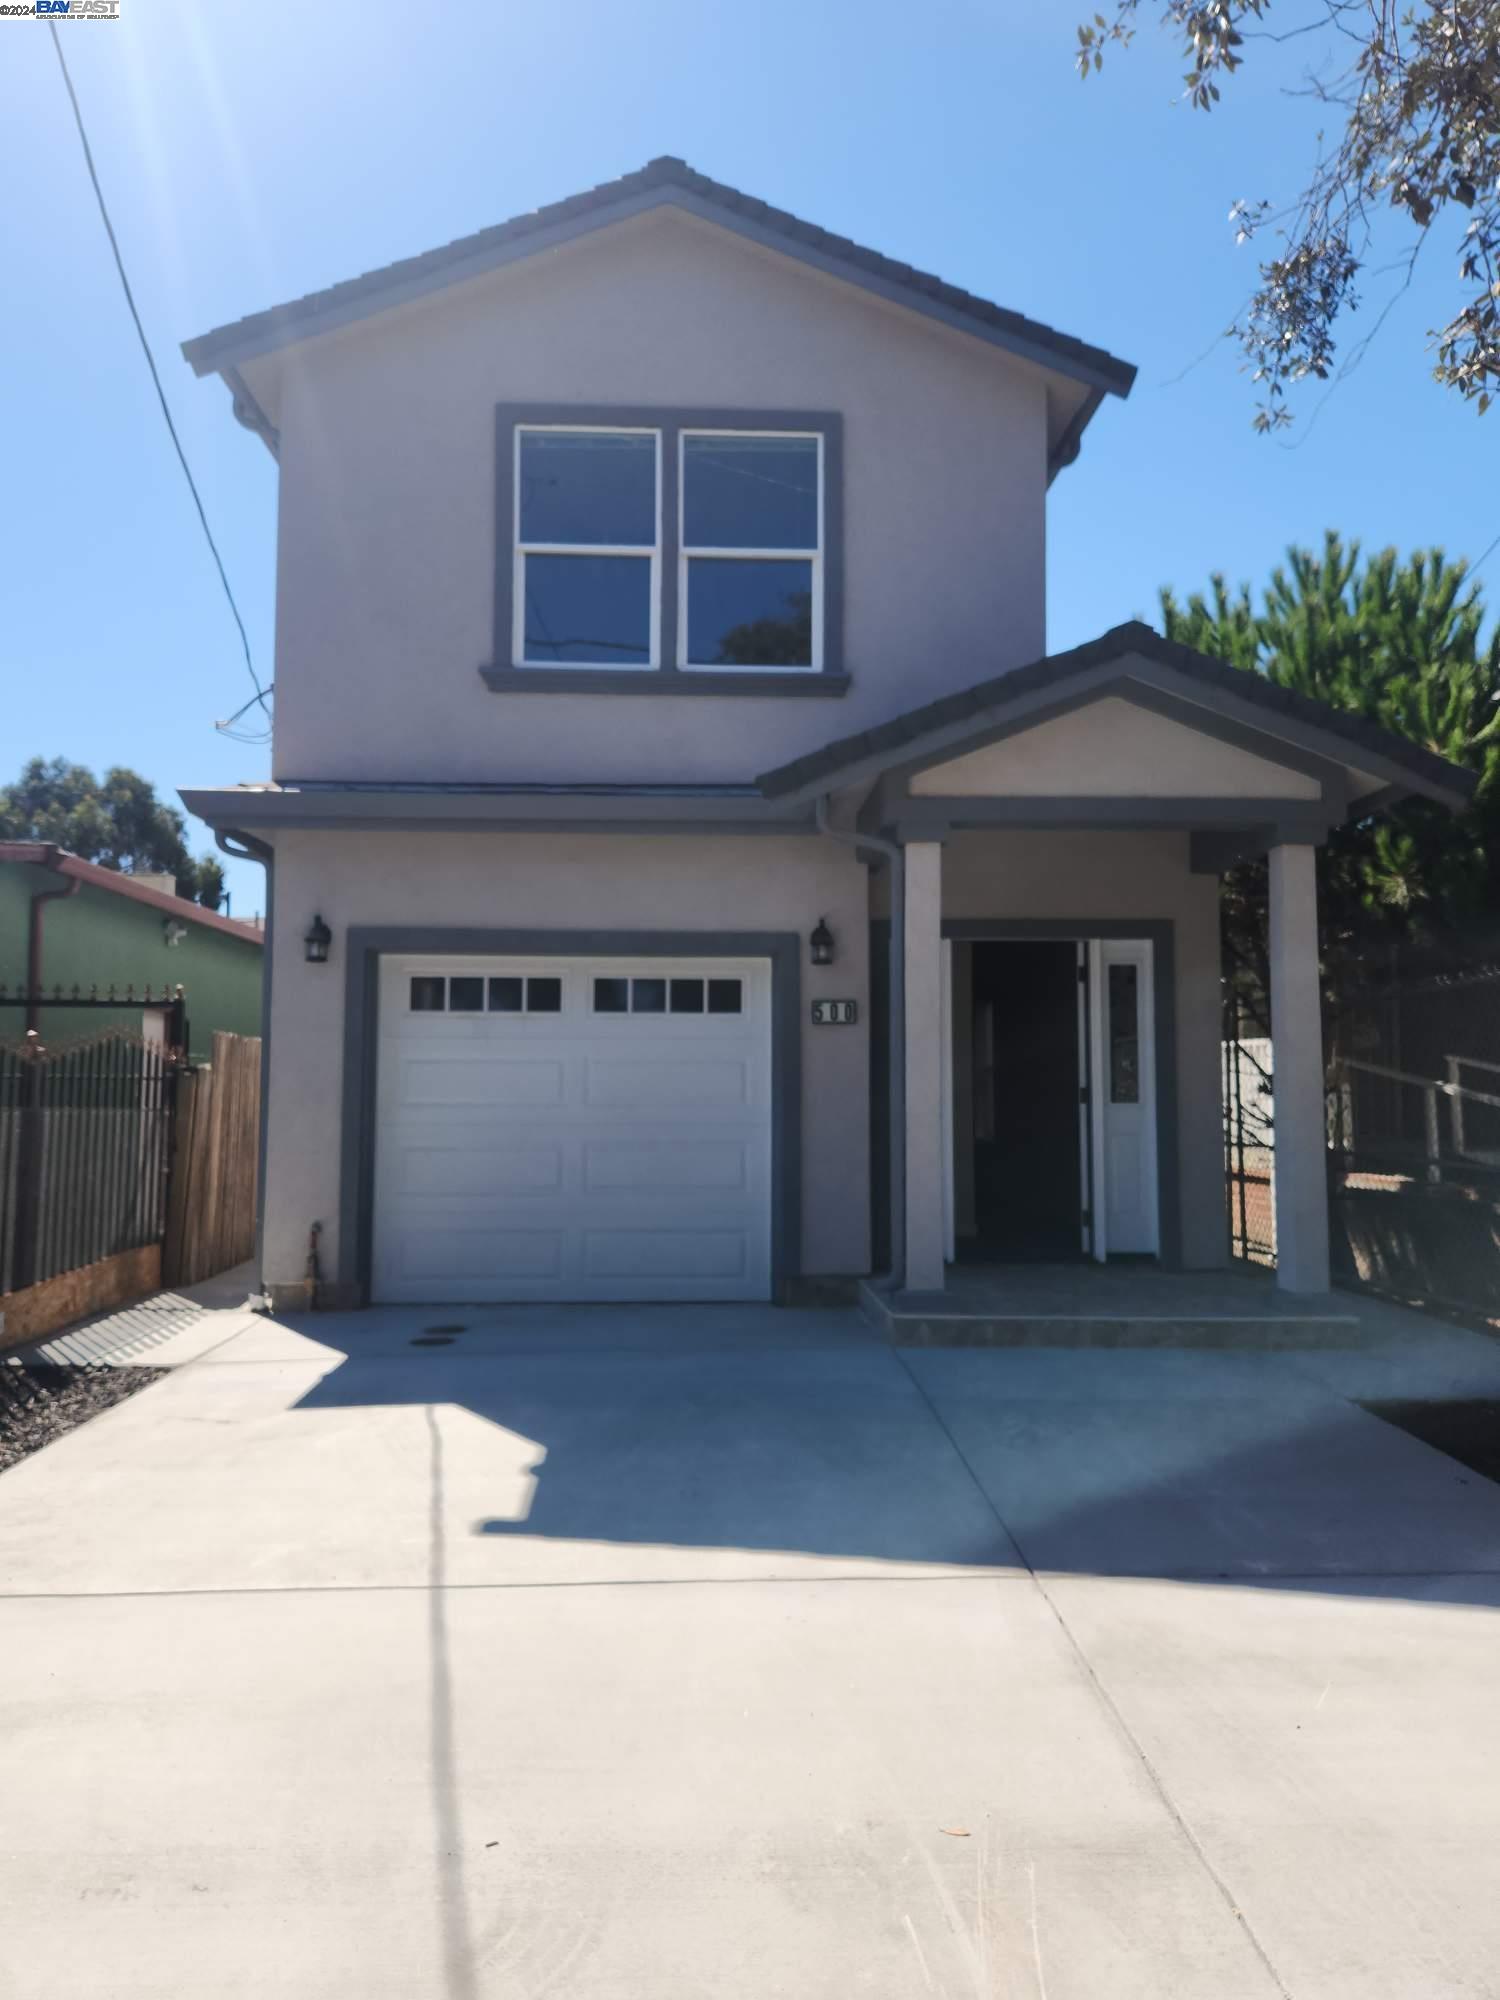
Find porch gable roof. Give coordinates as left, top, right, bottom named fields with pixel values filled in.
left=754, top=622, right=1478, bottom=815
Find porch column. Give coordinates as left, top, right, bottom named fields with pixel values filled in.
left=1268, top=841, right=1331, bottom=1293
left=903, top=840, right=946, bottom=1292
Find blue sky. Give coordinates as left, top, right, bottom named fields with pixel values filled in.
left=2, top=1, right=1492, bottom=915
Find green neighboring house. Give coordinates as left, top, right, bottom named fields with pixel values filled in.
left=1, top=843, right=263, bottom=1060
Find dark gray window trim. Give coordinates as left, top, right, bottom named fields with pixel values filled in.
left=338, top=927, right=801, bottom=1305
left=877, top=798, right=1338, bottom=842
left=480, top=666, right=850, bottom=698
left=871, top=917, right=1181, bottom=1270
left=483, top=404, right=845, bottom=695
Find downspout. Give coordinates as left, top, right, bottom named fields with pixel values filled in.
left=814, top=795, right=905, bottom=1291
left=23, top=848, right=81, bottom=1033
left=217, top=829, right=274, bottom=1293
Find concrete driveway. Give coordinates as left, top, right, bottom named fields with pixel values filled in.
left=3, top=1286, right=1500, bottom=1997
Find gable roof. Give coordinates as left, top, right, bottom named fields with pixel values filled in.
left=755, top=622, right=1478, bottom=810
left=181, top=157, right=1136, bottom=473
left=0, top=845, right=264, bottom=943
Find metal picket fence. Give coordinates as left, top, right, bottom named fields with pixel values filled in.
left=0, top=1032, right=178, bottom=1296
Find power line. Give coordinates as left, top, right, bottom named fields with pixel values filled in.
left=1467, top=526, right=1500, bottom=583
left=47, top=23, right=271, bottom=729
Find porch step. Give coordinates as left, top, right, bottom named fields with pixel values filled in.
left=859, top=1281, right=1364, bottom=1349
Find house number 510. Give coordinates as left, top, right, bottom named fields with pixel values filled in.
left=811, top=999, right=858, bottom=1026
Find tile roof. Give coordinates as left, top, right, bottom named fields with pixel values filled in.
left=182, top=157, right=1137, bottom=401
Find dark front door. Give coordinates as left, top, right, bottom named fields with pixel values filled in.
left=968, top=941, right=1082, bottom=1260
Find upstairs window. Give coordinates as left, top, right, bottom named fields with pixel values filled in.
left=680, top=433, right=821, bottom=671
left=514, top=428, right=659, bottom=667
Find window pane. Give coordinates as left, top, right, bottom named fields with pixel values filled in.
left=1108, top=963, right=1140, bottom=1104
left=686, top=558, right=813, bottom=667
left=594, top=977, right=629, bottom=1013
left=488, top=977, right=523, bottom=1012
left=449, top=976, right=484, bottom=1012
left=410, top=976, right=445, bottom=1012
left=670, top=979, right=705, bottom=1014
left=707, top=978, right=743, bottom=1015
left=527, top=977, right=562, bottom=1013
left=683, top=435, right=818, bottom=550
left=631, top=978, right=666, bottom=1013
left=523, top=553, right=651, bottom=665
left=519, top=430, right=655, bottom=546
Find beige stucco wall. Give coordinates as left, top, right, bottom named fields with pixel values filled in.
left=258, top=209, right=1049, bottom=786
left=874, top=828, right=1226, bottom=1270
left=910, top=697, right=1323, bottom=799
left=263, top=829, right=872, bottom=1293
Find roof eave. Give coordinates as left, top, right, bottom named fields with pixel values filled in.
left=0, top=843, right=264, bottom=941
left=755, top=623, right=1478, bottom=816
left=181, top=173, right=1137, bottom=431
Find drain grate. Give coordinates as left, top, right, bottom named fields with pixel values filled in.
left=411, top=1322, right=467, bottom=1348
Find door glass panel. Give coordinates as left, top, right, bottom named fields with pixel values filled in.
left=669, top=979, right=705, bottom=1014
left=527, top=977, right=562, bottom=1013
left=707, top=978, right=743, bottom=1014
left=410, top=977, right=446, bottom=1012
left=1108, top=962, right=1140, bottom=1103
left=632, top=978, right=666, bottom=1013
left=593, top=977, right=629, bottom=1013
left=448, top=977, right=484, bottom=1012
left=487, top=977, right=523, bottom=1012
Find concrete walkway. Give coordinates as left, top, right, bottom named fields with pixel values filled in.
left=2, top=1281, right=1499, bottom=1996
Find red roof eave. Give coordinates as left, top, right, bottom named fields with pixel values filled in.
left=0, top=844, right=263, bottom=944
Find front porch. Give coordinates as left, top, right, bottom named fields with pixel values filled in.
left=759, top=625, right=1473, bottom=1318
left=896, top=835, right=1332, bottom=1302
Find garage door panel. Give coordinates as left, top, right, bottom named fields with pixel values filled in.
left=374, top=957, right=772, bottom=1302
left=399, top=1145, right=566, bottom=1197
left=581, top=1229, right=749, bottom=1280
left=400, top=1057, right=567, bottom=1108
left=392, top=1227, right=566, bottom=1283
left=582, top=1138, right=751, bottom=1193
left=582, top=1056, right=752, bottom=1110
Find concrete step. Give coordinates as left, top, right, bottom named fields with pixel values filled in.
left=859, top=1280, right=1364, bottom=1349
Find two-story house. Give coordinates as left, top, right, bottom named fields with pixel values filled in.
left=180, top=159, right=1471, bottom=1314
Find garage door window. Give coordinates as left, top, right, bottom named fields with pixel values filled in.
left=409, top=974, right=561, bottom=1014
left=593, top=975, right=741, bottom=1015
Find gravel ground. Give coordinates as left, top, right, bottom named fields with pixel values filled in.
left=0, top=1361, right=165, bottom=1475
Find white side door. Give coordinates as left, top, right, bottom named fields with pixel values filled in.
left=1096, top=939, right=1159, bottom=1255
left=941, top=939, right=955, bottom=1264
left=1085, top=941, right=1108, bottom=1262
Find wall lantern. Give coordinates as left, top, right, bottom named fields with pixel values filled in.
left=809, top=917, right=836, bottom=967
left=304, top=914, right=333, bottom=965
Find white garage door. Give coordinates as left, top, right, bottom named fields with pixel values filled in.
left=373, top=956, right=773, bottom=1302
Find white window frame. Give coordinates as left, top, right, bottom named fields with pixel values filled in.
left=677, top=429, right=824, bottom=674
left=512, top=425, right=662, bottom=671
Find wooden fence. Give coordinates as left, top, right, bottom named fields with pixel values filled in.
left=163, top=1031, right=261, bottom=1287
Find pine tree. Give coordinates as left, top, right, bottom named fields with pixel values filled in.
left=1158, top=533, right=1500, bottom=1018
